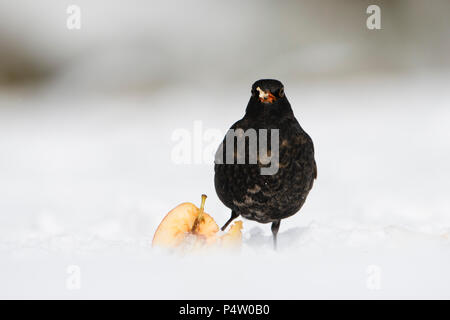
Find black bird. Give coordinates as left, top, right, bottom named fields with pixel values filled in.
left=214, top=79, right=317, bottom=249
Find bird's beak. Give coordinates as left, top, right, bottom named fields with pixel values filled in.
left=256, top=87, right=276, bottom=103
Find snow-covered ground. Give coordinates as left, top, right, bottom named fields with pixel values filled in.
left=1, top=73, right=450, bottom=299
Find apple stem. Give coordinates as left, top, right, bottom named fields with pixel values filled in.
left=192, top=194, right=207, bottom=233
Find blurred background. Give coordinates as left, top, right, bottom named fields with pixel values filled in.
left=1, top=0, right=450, bottom=88
left=1, top=0, right=450, bottom=299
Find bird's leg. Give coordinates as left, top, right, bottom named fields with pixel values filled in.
left=271, top=220, right=281, bottom=250
left=221, top=210, right=239, bottom=231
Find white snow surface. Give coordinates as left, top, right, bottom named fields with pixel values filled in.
left=1, top=74, right=450, bottom=299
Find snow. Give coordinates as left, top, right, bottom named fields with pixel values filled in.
left=1, top=74, right=450, bottom=299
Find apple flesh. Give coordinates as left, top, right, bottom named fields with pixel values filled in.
left=220, top=220, right=243, bottom=248
left=152, top=195, right=242, bottom=250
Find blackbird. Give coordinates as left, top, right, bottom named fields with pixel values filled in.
left=214, top=79, right=317, bottom=249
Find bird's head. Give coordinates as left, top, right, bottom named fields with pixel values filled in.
left=246, top=79, right=293, bottom=120
left=251, top=79, right=285, bottom=104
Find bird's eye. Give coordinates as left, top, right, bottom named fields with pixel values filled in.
left=279, top=87, right=284, bottom=97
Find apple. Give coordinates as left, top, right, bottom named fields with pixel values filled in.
left=152, top=194, right=242, bottom=250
